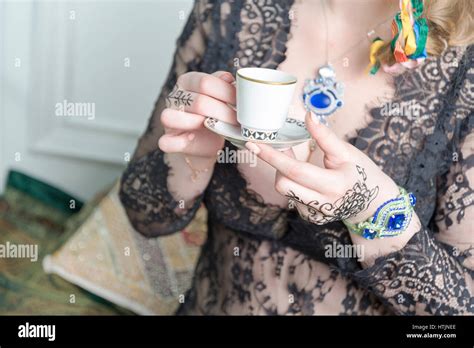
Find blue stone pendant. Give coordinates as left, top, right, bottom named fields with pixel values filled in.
left=302, top=65, right=344, bottom=124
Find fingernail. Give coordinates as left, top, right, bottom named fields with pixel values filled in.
left=220, top=72, right=235, bottom=83
left=187, top=133, right=195, bottom=141
left=245, top=142, right=261, bottom=155
left=308, top=111, right=319, bottom=124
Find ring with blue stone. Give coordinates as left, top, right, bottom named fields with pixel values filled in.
left=302, top=65, right=344, bottom=124
left=343, top=187, right=416, bottom=240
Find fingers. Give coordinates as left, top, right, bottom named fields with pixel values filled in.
left=245, top=142, right=330, bottom=191
left=161, top=108, right=205, bottom=131
left=166, top=90, right=237, bottom=125
left=168, top=71, right=237, bottom=125
left=177, top=71, right=236, bottom=105
left=158, top=132, right=194, bottom=153
left=274, top=171, right=324, bottom=204
left=282, top=147, right=296, bottom=159
left=305, top=111, right=348, bottom=164
left=159, top=128, right=224, bottom=157
left=191, top=92, right=238, bottom=124
left=212, top=71, right=235, bottom=84
left=274, top=172, right=327, bottom=223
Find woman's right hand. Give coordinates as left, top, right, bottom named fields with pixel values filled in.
left=158, top=70, right=237, bottom=159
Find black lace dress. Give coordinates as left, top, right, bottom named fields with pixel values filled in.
left=120, top=0, right=474, bottom=315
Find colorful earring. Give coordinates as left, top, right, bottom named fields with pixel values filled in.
left=368, top=0, right=428, bottom=75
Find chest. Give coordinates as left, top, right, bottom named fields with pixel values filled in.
left=276, top=3, right=395, bottom=163
left=235, top=14, right=396, bottom=205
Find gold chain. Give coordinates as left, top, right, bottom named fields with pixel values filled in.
left=184, top=156, right=210, bottom=182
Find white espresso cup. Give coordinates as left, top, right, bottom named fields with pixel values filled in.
left=236, top=67, right=297, bottom=141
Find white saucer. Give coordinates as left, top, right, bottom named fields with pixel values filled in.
left=204, top=117, right=311, bottom=150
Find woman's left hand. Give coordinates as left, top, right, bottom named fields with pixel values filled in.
left=245, top=111, right=400, bottom=226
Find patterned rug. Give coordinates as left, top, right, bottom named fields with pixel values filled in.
left=0, top=170, right=132, bottom=315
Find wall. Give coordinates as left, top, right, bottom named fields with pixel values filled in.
left=0, top=0, right=193, bottom=200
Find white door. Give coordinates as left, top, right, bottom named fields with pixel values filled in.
left=0, top=0, right=193, bottom=200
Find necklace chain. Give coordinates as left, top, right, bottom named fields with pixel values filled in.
left=321, top=0, right=394, bottom=67
left=306, top=1, right=395, bottom=160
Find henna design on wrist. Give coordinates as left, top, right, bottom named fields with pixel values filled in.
left=166, top=85, right=193, bottom=108
left=285, top=165, right=379, bottom=225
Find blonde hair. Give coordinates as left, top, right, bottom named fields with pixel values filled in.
left=377, top=0, right=474, bottom=65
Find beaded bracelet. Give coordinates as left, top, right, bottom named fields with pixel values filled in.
left=343, top=187, right=416, bottom=240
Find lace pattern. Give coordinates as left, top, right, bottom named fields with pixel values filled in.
left=353, top=228, right=474, bottom=315
left=120, top=0, right=474, bottom=315
left=120, top=149, right=203, bottom=237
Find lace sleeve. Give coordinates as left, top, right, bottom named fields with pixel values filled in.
left=119, top=0, right=212, bottom=237
left=350, top=52, right=474, bottom=315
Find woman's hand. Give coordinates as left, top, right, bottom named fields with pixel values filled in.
left=158, top=71, right=236, bottom=159
left=245, top=111, right=420, bottom=261
left=245, top=111, right=400, bottom=225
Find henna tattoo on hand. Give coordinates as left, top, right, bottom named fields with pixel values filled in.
left=285, top=165, right=379, bottom=225
left=166, top=85, right=193, bottom=108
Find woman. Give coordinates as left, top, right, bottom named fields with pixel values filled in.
left=120, top=0, right=473, bottom=315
